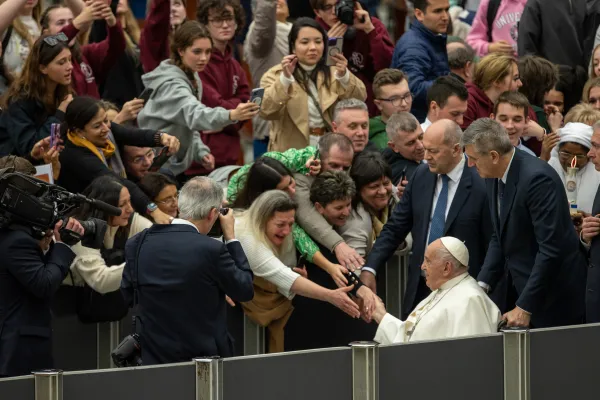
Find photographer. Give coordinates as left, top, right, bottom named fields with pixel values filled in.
left=63, top=176, right=152, bottom=295
left=121, top=176, right=254, bottom=365
left=310, top=0, right=394, bottom=116
left=0, top=215, right=83, bottom=377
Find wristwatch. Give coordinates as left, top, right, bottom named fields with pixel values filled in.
left=146, top=202, right=158, bottom=214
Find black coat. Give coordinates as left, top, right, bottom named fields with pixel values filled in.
left=478, top=149, right=586, bottom=328
left=57, top=123, right=159, bottom=215
left=0, top=229, right=75, bottom=377
left=0, top=98, right=64, bottom=157
left=364, top=160, right=492, bottom=319
left=586, top=185, right=600, bottom=322
left=121, top=224, right=254, bottom=365
left=382, top=147, right=422, bottom=185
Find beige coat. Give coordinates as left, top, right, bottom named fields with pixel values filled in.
left=260, top=64, right=367, bottom=152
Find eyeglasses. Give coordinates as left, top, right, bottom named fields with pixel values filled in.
left=43, top=32, right=68, bottom=47
left=156, top=193, right=178, bottom=206
left=377, top=92, right=412, bottom=107
left=132, top=150, right=155, bottom=165
left=208, top=16, right=236, bottom=27
left=558, top=151, right=587, bottom=161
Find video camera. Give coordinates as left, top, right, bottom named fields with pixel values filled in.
left=0, top=170, right=122, bottom=248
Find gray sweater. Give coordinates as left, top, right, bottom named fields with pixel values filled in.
left=137, top=60, right=233, bottom=176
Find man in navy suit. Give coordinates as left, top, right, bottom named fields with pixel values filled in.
left=122, top=177, right=254, bottom=365
left=361, top=119, right=492, bottom=319
left=463, top=118, right=586, bottom=328
left=0, top=218, right=83, bottom=377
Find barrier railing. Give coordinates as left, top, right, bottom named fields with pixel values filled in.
left=4, top=324, right=600, bottom=399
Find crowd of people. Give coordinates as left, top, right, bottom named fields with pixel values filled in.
left=2, top=0, right=600, bottom=378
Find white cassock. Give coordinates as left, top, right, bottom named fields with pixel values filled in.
left=374, top=273, right=501, bottom=344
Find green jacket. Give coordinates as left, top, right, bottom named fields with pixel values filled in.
left=369, top=116, right=388, bottom=150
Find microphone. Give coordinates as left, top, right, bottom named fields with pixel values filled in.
left=89, top=199, right=122, bottom=217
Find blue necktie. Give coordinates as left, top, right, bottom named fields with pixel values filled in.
left=428, top=174, right=449, bottom=244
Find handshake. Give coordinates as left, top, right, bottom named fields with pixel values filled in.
left=355, top=285, right=387, bottom=324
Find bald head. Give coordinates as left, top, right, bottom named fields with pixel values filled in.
left=447, top=40, right=475, bottom=83
left=423, top=119, right=464, bottom=174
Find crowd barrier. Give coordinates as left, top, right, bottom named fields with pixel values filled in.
left=3, top=324, right=600, bottom=399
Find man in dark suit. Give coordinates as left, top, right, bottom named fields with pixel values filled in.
left=121, top=177, right=254, bottom=365
left=361, top=119, right=492, bottom=319
left=581, top=122, right=600, bottom=322
left=463, top=118, right=586, bottom=328
left=0, top=218, right=83, bottom=377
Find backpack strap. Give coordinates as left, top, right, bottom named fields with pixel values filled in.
left=486, top=0, right=502, bottom=43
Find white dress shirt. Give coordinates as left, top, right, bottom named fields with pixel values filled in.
left=421, top=118, right=432, bottom=132
left=425, top=156, right=466, bottom=244
left=171, top=218, right=238, bottom=244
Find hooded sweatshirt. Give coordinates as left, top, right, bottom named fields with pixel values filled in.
left=466, top=0, right=527, bottom=57
left=187, top=45, right=250, bottom=175
left=137, top=60, right=233, bottom=176
left=518, top=0, right=587, bottom=69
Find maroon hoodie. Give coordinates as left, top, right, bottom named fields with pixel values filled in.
left=315, top=16, right=394, bottom=116
left=61, top=22, right=126, bottom=98
left=139, top=0, right=170, bottom=73
left=186, top=45, right=250, bottom=176
left=462, top=82, right=538, bottom=130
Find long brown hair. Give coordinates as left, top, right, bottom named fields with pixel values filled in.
left=2, top=36, right=72, bottom=111
left=170, top=21, right=212, bottom=92
left=5, top=0, right=42, bottom=47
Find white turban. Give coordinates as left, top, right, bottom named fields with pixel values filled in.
left=440, top=237, right=469, bottom=267
left=558, top=122, right=593, bottom=150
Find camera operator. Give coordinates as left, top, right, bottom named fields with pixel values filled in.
left=120, top=176, right=254, bottom=365
left=0, top=216, right=84, bottom=377
left=311, top=0, right=394, bottom=116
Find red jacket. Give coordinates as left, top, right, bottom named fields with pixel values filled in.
left=61, top=22, right=126, bottom=98
left=315, top=16, right=394, bottom=116
left=186, top=45, right=250, bottom=175
left=139, top=0, right=171, bottom=73
left=462, top=82, right=538, bottom=130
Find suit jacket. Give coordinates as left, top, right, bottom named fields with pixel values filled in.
left=0, top=229, right=75, bottom=377
left=478, top=149, right=586, bottom=328
left=364, top=161, right=492, bottom=318
left=586, top=185, right=600, bottom=322
left=121, top=224, right=254, bottom=365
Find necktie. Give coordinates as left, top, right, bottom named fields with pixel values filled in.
left=498, top=180, right=505, bottom=217
left=428, top=174, right=449, bottom=245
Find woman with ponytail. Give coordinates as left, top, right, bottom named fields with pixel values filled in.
left=260, top=17, right=366, bottom=152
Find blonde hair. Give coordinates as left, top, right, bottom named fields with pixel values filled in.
left=591, top=44, right=600, bottom=79
left=473, top=53, right=517, bottom=92
left=564, top=103, right=600, bottom=126
left=582, top=77, right=600, bottom=103
left=7, top=0, right=42, bottom=47
left=118, top=3, right=141, bottom=51
left=236, top=190, right=297, bottom=258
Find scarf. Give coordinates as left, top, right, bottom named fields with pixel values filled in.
left=67, top=130, right=126, bottom=178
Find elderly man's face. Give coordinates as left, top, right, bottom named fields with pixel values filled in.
left=124, top=146, right=154, bottom=180
left=421, top=240, right=452, bottom=290
left=388, top=125, right=425, bottom=162
left=333, top=109, right=370, bottom=153
left=587, top=129, right=600, bottom=171
left=422, top=122, right=461, bottom=175
left=465, top=145, right=501, bottom=179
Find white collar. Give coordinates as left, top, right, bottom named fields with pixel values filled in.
left=501, top=149, right=516, bottom=184
left=439, top=272, right=469, bottom=291
left=445, top=154, right=465, bottom=183
left=171, top=218, right=199, bottom=233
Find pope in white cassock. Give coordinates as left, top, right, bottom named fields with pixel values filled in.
left=371, top=237, right=501, bottom=344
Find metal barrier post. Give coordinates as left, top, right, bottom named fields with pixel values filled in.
left=243, top=314, right=265, bottom=355
left=351, top=341, right=379, bottom=400
left=502, top=328, right=530, bottom=400
left=195, top=358, right=223, bottom=400
left=385, top=251, right=409, bottom=319
left=33, top=370, right=62, bottom=400
left=97, top=321, right=120, bottom=368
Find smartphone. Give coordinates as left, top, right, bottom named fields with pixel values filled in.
left=326, top=37, right=344, bottom=67
left=139, top=88, right=154, bottom=103
left=208, top=207, right=230, bottom=238
left=149, top=147, right=171, bottom=173
left=399, top=166, right=407, bottom=184
left=50, top=123, right=61, bottom=148
left=311, top=148, right=320, bottom=167
left=250, top=88, right=265, bottom=108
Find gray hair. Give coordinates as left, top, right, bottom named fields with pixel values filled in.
left=386, top=112, right=419, bottom=141
left=178, top=176, right=224, bottom=220
left=333, top=98, right=369, bottom=123
left=436, top=245, right=468, bottom=270
left=460, top=118, right=513, bottom=155
left=448, top=42, right=476, bottom=70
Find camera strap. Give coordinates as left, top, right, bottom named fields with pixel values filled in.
left=130, top=229, right=149, bottom=334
